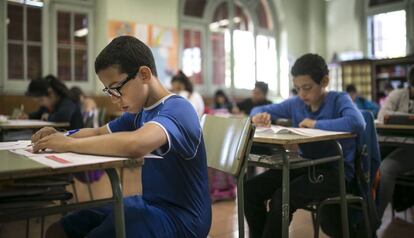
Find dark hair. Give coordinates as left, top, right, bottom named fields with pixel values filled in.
left=345, top=84, right=357, bottom=94
left=408, top=66, right=414, bottom=86
left=255, top=81, right=269, bottom=95
left=171, top=70, right=193, bottom=94
left=214, top=89, right=230, bottom=105
left=26, top=75, right=71, bottom=98
left=291, top=53, right=329, bottom=84
left=95, top=35, right=158, bottom=77
left=70, top=86, right=84, bottom=104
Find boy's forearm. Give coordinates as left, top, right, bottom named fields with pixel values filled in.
left=71, top=126, right=108, bottom=138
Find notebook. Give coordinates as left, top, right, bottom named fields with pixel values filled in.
left=255, top=125, right=348, bottom=137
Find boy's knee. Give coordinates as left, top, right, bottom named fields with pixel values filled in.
left=380, top=159, right=402, bottom=177
left=46, top=221, right=68, bottom=238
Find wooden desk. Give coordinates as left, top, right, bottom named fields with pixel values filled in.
left=0, top=120, right=70, bottom=142
left=0, top=150, right=143, bottom=238
left=375, top=123, right=414, bottom=147
left=250, top=131, right=355, bottom=238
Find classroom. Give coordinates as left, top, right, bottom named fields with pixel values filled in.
left=0, top=0, right=414, bottom=237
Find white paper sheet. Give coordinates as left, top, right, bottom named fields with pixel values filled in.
left=10, top=148, right=163, bottom=168
left=256, top=125, right=348, bottom=137
left=0, top=140, right=32, bottom=150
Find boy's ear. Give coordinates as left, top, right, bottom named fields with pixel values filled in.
left=320, top=76, right=329, bottom=88
left=138, top=66, right=152, bottom=83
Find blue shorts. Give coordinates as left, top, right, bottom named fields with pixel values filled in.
left=61, top=195, right=178, bottom=238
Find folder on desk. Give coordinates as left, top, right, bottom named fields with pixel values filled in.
left=384, top=115, right=414, bottom=125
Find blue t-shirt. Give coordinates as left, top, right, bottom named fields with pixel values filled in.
left=251, top=91, right=366, bottom=181
left=108, top=95, right=211, bottom=237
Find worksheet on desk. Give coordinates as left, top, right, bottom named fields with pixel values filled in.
left=10, top=148, right=162, bottom=168
left=0, top=140, right=31, bottom=150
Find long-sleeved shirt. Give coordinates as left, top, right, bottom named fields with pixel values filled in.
left=29, top=97, right=84, bottom=129
left=250, top=91, right=366, bottom=181
left=377, top=88, right=414, bottom=123
left=354, top=96, right=380, bottom=118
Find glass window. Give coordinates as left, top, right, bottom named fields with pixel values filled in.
left=57, top=11, right=89, bottom=82
left=369, top=10, right=406, bottom=58
left=182, top=29, right=203, bottom=84
left=256, top=35, right=277, bottom=90
left=7, top=1, right=42, bottom=80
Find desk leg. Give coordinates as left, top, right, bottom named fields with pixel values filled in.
left=334, top=142, right=350, bottom=238
left=106, top=168, right=126, bottom=238
left=282, top=150, right=290, bottom=238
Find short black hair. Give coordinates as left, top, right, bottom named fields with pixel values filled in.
left=291, top=53, right=329, bottom=84
left=345, top=84, right=357, bottom=94
left=95, top=35, right=158, bottom=77
left=255, top=81, right=269, bottom=95
left=171, top=70, right=193, bottom=94
left=26, top=75, right=71, bottom=98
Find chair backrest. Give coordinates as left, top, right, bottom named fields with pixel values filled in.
left=200, top=114, right=255, bottom=177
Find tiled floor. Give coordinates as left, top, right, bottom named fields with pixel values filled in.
left=1, top=167, right=414, bottom=237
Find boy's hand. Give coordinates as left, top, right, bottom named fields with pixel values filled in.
left=299, top=118, right=316, bottom=128
left=33, top=133, right=73, bottom=153
left=32, top=127, right=58, bottom=144
left=252, top=113, right=271, bottom=127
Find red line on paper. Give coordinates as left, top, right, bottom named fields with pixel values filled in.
left=45, top=155, right=71, bottom=164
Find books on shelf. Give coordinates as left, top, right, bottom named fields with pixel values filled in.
left=255, top=125, right=348, bottom=137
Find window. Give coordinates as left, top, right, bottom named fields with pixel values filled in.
left=57, top=11, right=89, bottom=82
left=180, top=0, right=278, bottom=95
left=368, top=10, right=406, bottom=58
left=7, top=0, right=43, bottom=80
left=182, top=29, right=203, bottom=84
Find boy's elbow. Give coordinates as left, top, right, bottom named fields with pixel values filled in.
left=351, top=119, right=366, bottom=133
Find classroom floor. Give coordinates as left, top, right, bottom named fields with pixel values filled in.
left=1, top=167, right=413, bottom=238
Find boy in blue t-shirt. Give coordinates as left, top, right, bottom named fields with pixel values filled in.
left=32, top=36, right=211, bottom=238
left=244, top=54, right=365, bottom=238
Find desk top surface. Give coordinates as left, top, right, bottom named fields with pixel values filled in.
left=375, top=122, right=414, bottom=130
left=0, top=120, right=69, bottom=130
left=253, top=131, right=355, bottom=145
left=0, top=150, right=143, bottom=180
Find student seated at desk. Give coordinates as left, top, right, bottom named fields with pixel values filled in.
left=346, top=84, right=380, bottom=117
left=32, top=36, right=211, bottom=238
left=377, top=66, right=414, bottom=221
left=244, top=53, right=365, bottom=238
left=22, top=75, right=83, bottom=130
left=232, top=81, right=272, bottom=115
left=70, top=86, right=99, bottom=128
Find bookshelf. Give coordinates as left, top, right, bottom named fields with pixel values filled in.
left=340, top=59, right=374, bottom=100
left=372, top=56, right=414, bottom=102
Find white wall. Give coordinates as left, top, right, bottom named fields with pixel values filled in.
left=326, top=0, right=365, bottom=61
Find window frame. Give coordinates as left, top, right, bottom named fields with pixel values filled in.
left=4, top=0, right=44, bottom=94
left=1, top=0, right=95, bottom=95
left=365, top=0, right=413, bottom=58
left=51, top=3, right=95, bottom=91
left=179, top=0, right=280, bottom=98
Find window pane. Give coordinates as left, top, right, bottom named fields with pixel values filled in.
left=27, top=6, right=42, bottom=42
left=8, top=43, right=24, bottom=79
left=371, top=10, right=406, bottom=58
left=182, top=30, right=203, bottom=84
left=184, top=0, right=206, bottom=18
left=58, top=48, right=71, bottom=81
left=257, top=35, right=277, bottom=90
left=58, top=12, right=71, bottom=45
left=7, top=3, right=23, bottom=41
left=74, top=49, right=87, bottom=81
left=233, top=30, right=255, bottom=90
left=27, top=46, right=42, bottom=80
left=74, top=13, right=88, bottom=46
left=211, top=32, right=226, bottom=85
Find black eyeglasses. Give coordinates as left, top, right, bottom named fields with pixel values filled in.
left=102, top=71, right=137, bottom=98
